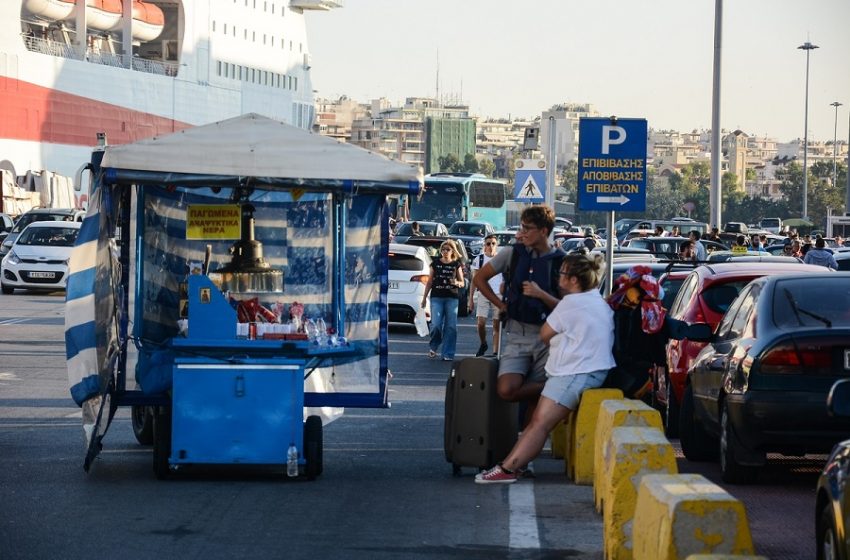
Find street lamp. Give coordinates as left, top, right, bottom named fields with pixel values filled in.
left=831, top=101, right=843, bottom=188
left=798, top=41, right=818, bottom=220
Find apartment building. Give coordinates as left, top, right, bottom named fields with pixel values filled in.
left=539, top=103, right=600, bottom=164
left=314, top=95, right=369, bottom=141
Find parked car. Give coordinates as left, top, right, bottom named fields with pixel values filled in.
left=493, top=230, right=518, bottom=248
left=0, top=213, right=14, bottom=243
left=0, top=208, right=85, bottom=257
left=447, top=221, right=495, bottom=257
left=723, top=222, right=749, bottom=235
left=393, top=221, right=448, bottom=243
left=680, top=272, right=850, bottom=483
left=625, top=236, right=725, bottom=259
left=402, top=235, right=471, bottom=317
left=706, top=251, right=801, bottom=263
left=387, top=243, right=431, bottom=325
left=659, top=261, right=823, bottom=437
left=816, top=379, right=850, bottom=560
left=759, top=218, right=783, bottom=234
left=834, top=252, right=850, bottom=271
left=1, top=221, right=82, bottom=294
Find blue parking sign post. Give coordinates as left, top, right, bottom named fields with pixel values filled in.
left=577, top=117, right=647, bottom=212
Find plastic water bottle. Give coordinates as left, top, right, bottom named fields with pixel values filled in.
left=287, top=443, right=298, bottom=477
left=304, top=318, right=318, bottom=342
left=316, top=317, right=328, bottom=346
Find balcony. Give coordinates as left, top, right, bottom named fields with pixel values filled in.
left=290, top=0, right=344, bottom=10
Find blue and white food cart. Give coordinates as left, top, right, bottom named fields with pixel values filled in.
left=65, top=114, right=422, bottom=479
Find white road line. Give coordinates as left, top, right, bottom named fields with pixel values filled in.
left=509, top=482, right=540, bottom=550
left=0, top=318, right=29, bottom=325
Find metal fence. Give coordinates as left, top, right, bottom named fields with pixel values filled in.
left=24, top=35, right=179, bottom=77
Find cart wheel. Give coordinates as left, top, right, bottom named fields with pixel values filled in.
left=152, top=405, right=172, bottom=480
left=304, top=415, right=323, bottom=480
left=131, top=405, right=154, bottom=445
left=452, top=464, right=462, bottom=477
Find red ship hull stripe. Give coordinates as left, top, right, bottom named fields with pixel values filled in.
left=0, top=77, right=190, bottom=146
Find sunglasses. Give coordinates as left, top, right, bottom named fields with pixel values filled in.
left=485, top=242, right=497, bottom=246
left=440, top=247, right=452, bottom=252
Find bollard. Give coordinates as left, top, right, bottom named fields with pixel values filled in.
left=568, top=388, right=623, bottom=484
left=550, top=418, right=567, bottom=460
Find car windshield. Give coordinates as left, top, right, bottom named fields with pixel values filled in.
left=17, top=226, right=79, bottom=247
left=389, top=253, right=424, bottom=271
left=397, top=223, right=439, bottom=236
left=774, top=278, right=850, bottom=328
left=448, top=223, right=484, bottom=236
left=701, top=280, right=751, bottom=314
left=12, top=214, right=73, bottom=233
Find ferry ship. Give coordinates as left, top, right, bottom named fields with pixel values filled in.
left=0, top=0, right=341, bottom=191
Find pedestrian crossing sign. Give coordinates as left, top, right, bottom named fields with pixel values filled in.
left=514, top=160, right=546, bottom=203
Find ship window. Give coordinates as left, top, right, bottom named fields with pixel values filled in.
left=290, top=41, right=293, bottom=50
left=253, top=31, right=256, bottom=42
left=264, top=1, right=268, bottom=11
left=223, top=23, right=227, bottom=34
left=217, top=61, right=221, bottom=76
left=212, top=21, right=216, bottom=32
left=299, top=43, right=303, bottom=53
left=233, top=27, right=236, bottom=37
left=251, top=68, right=256, bottom=82
left=271, top=37, right=275, bottom=47
left=244, top=29, right=247, bottom=39
left=272, top=4, right=275, bottom=14
left=263, top=34, right=266, bottom=45
left=294, top=77, right=297, bottom=91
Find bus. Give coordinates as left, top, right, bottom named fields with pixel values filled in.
left=409, top=173, right=508, bottom=229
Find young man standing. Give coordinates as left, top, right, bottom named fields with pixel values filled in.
left=469, top=234, right=502, bottom=357
left=689, top=230, right=707, bottom=261
left=472, top=206, right=565, bottom=416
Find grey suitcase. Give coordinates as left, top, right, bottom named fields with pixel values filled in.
left=444, top=356, right=518, bottom=475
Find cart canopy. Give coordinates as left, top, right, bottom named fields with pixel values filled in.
left=66, top=114, right=422, bottom=467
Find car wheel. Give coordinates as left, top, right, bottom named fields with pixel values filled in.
left=665, top=378, right=680, bottom=439
left=818, top=503, right=840, bottom=560
left=303, top=415, right=323, bottom=480
left=1, top=284, right=13, bottom=295
left=719, top=401, right=758, bottom=484
left=152, top=405, right=172, bottom=480
left=678, top=384, right=718, bottom=462
left=131, top=405, right=154, bottom=445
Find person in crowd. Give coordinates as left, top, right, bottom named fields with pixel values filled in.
left=749, top=233, right=766, bottom=252
left=782, top=239, right=795, bottom=256
left=471, top=205, right=565, bottom=425
left=475, top=252, right=613, bottom=484
left=790, top=239, right=803, bottom=258
left=706, top=227, right=721, bottom=242
left=410, top=221, right=424, bottom=236
left=803, top=237, right=838, bottom=269
left=671, top=225, right=681, bottom=237
left=421, top=241, right=465, bottom=361
left=678, top=239, right=695, bottom=261
left=469, top=234, right=502, bottom=357
left=835, top=235, right=845, bottom=247
left=654, top=225, right=667, bottom=237
left=689, top=230, right=707, bottom=261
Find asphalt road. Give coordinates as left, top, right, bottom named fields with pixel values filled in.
left=0, top=291, right=825, bottom=559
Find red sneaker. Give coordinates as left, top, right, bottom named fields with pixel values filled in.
left=474, top=464, right=518, bottom=484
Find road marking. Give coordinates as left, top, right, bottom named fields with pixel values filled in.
left=509, top=482, right=540, bottom=550
left=0, top=318, right=29, bottom=325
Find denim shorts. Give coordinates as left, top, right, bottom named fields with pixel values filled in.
left=542, top=370, right=609, bottom=410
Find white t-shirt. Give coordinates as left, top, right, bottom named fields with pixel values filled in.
left=471, top=252, right=502, bottom=294
left=544, top=289, right=616, bottom=377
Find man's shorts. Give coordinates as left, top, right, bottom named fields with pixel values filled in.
left=542, top=370, right=608, bottom=410
left=497, top=319, right=548, bottom=383
left=474, top=293, right=499, bottom=320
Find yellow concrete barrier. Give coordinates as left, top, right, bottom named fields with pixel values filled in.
left=550, top=418, right=567, bottom=459
left=633, top=474, right=755, bottom=560
left=602, top=427, right=678, bottom=560
left=568, top=388, right=623, bottom=484
left=684, top=555, right=767, bottom=559
left=594, top=399, right=665, bottom=512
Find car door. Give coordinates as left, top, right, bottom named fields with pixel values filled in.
left=691, top=285, right=756, bottom=431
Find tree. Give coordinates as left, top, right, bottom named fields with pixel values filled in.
left=477, top=158, right=495, bottom=177
left=462, top=153, right=479, bottom=174
left=776, top=161, right=846, bottom=226
left=559, top=160, right=578, bottom=202
left=438, top=153, right=462, bottom=173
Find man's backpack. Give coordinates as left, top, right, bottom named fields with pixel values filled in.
left=502, top=244, right=565, bottom=325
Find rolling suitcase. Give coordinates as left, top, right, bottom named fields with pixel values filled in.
left=444, top=356, right=518, bottom=475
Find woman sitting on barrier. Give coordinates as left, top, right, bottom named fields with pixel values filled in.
left=475, top=252, right=616, bottom=484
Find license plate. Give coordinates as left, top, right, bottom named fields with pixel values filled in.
left=388, top=281, right=399, bottom=290
left=29, top=271, right=56, bottom=279
left=845, top=349, right=850, bottom=370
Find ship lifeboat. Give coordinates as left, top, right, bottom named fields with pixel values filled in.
left=75, top=0, right=122, bottom=32
left=123, top=1, right=165, bottom=42
left=23, top=0, right=76, bottom=21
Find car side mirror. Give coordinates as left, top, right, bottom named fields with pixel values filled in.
left=827, top=379, right=850, bottom=417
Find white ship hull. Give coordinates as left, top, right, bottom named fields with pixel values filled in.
left=0, top=0, right=332, bottom=192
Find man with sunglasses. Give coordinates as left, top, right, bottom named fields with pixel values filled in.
left=472, top=206, right=566, bottom=427
left=469, top=234, right=502, bottom=357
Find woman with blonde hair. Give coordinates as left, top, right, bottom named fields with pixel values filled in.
left=476, top=252, right=615, bottom=483
left=421, top=240, right=465, bottom=361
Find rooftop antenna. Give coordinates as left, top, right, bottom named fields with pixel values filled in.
left=435, top=49, right=440, bottom=106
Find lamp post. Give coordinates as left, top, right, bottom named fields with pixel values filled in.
left=798, top=41, right=818, bottom=220
left=831, top=101, right=843, bottom=188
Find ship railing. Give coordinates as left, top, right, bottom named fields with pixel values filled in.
left=23, top=35, right=180, bottom=77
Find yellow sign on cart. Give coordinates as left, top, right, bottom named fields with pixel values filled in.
left=186, top=205, right=242, bottom=240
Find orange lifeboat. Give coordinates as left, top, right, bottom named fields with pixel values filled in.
left=23, top=0, right=76, bottom=21
left=24, top=0, right=163, bottom=42
left=125, top=1, right=164, bottom=42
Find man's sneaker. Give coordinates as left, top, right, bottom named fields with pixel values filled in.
left=474, top=464, right=518, bottom=484
left=475, top=343, right=488, bottom=357
left=518, top=462, right=535, bottom=479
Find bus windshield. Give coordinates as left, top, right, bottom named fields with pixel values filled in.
left=411, top=181, right=465, bottom=224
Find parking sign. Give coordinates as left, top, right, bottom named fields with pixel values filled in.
left=577, top=118, right=647, bottom=212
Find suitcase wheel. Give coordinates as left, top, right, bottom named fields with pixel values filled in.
left=452, top=464, right=462, bottom=477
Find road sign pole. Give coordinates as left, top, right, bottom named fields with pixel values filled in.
left=605, top=211, right=615, bottom=298
left=546, top=116, right=556, bottom=207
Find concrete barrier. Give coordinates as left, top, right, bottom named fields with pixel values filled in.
left=601, top=427, right=678, bottom=560
left=568, top=388, right=623, bottom=484
left=594, top=399, right=665, bottom=512
left=550, top=418, right=567, bottom=460
left=633, top=474, right=755, bottom=560
left=684, top=555, right=767, bottom=559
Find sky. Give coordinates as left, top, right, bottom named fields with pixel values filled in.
left=305, top=0, right=850, bottom=143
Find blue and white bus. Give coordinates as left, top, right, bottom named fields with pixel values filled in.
left=409, top=173, right=508, bottom=229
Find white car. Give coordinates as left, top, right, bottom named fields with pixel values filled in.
left=1, top=221, right=81, bottom=294
left=388, top=243, right=431, bottom=325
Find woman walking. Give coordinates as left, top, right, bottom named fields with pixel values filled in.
left=421, top=241, right=465, bottom=361
left=475, top=252, right=615, bottom=483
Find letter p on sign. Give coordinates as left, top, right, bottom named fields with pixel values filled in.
left=601, top=125, right=626, bottom=155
